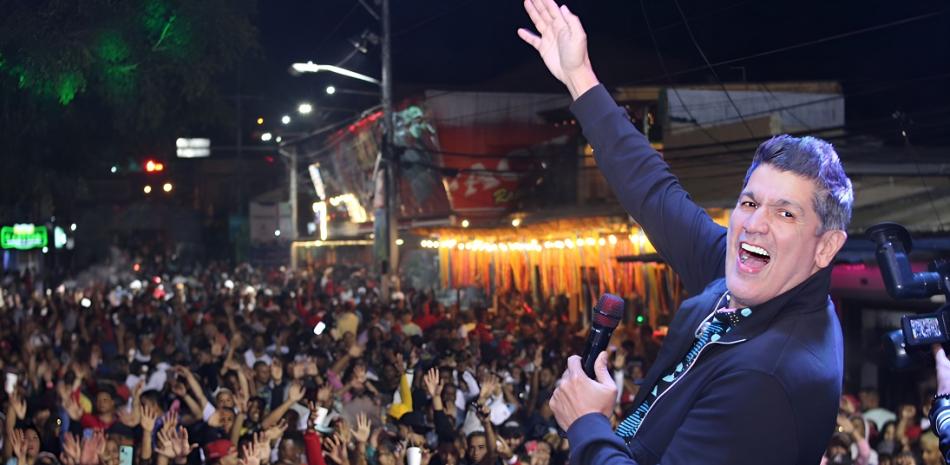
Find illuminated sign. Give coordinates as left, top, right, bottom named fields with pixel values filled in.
left=308, top=163, right=326, bottom=200
left=176, top=138, right=211, bottom=158
left=54, top=226, right=67, bottom=249
left=1, top=224, right=49, bottom=250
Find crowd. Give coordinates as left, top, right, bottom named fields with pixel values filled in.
left=823, top=388, right=943, bottom=465
left=0, top=254, right=941, bottom=465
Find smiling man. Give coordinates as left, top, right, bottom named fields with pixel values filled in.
left=517, top=1, right=852, bottom=464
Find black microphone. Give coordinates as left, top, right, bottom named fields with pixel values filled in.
left=581, top=293, right=624, bottom=378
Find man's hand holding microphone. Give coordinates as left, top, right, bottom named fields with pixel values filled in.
left=550, top=294, right=624, bottom=431
left=550, top=352, right=618, bottom=430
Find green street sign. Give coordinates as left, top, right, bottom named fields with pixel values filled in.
left=1, top=224, right=48, bottom=250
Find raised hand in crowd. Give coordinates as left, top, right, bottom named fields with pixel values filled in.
left=264, top=418, right=289, bottom=443
left=322, top=434, right=350, bottom=465
left=239, top=434, right=269, bottom=465
left=351, top=413, right=372, bottom=445
left=156, top=426, right=197, bottom=463
left=9, top=428, right=29, bottom=464
left=423, top=368, right=442, bottom=399
left=82, top=430, right=106, bottom=465
left=60, top=433, right=83, bottom=465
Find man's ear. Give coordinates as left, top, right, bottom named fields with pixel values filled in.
left=815, top=230, right=847, bottom=269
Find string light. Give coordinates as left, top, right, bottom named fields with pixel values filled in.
left=417, top=233, right=649, bottom=253
left=292, top=239, right=373, bottom=248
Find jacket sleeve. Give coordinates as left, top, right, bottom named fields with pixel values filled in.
left=565, top=413, right=640, bottom=465
left=660, top=370, right=798, bottom=465
left=304, top=431, right=327, bottom=465
left=570, top=85, right=728, bottom=296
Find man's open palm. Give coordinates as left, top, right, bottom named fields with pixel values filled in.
left=517, top=0, right=590, bottom=90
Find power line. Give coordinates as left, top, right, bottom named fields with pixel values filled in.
left=667, top=70, right=950, bottom=130
left=897, top=111, right=947, bottom=230
left=313, top=2, right=362, bottom=53
left=392, top=0, right=480, bottom=38
left=666, top=112, right=950, bottom=169
left=651, top=0, right=757, bottom=34
left=403, top=11, right=944, bottom=131
left=621, top=9, right=945, bottom=86
left=756, top=83, right=813, bottom=131
left=639, top=0, right=733, bottom=152
left=374, top=6, right=943, bottom=136
left=670, top=0, right=755, bottom=136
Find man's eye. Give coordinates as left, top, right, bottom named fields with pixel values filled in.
left=779, top=211, right=795, bottom=219
left=741, top=201, right=756, bottom=208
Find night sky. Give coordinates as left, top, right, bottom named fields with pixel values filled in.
left=248, top=0, right=949, bottom=144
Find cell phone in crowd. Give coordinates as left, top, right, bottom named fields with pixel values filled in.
left=4, top=372, right=18, bottom=394
left=313, top=321, right=326, bottom=336
left=119, top=446, right=134, bottom=465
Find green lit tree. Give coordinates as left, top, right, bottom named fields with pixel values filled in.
left=0, top=0, right=259, bottom=219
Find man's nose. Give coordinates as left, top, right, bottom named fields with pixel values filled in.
left=743, top=207, right=770, bottom=234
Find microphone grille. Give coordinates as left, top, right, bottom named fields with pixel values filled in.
left=593, top=293, right=624, bottom=328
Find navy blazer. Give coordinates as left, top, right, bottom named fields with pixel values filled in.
left=564, top=85, right=843, bottom=465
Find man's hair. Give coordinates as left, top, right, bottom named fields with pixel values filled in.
left=742, top=134, right=853, bottom=234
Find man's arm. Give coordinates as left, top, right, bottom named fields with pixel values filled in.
left=518, top=0, right=726, bottom=293
left=572, top=86, right=727, bottom=294
left=565, top=414, right=639, bottom=465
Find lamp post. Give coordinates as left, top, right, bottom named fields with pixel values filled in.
left=289, top=62, right=381, bottom=85
left=287, top=0, right=397, bottom=301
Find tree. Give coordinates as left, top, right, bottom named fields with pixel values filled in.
left=0, top=0, right=260, bottom=219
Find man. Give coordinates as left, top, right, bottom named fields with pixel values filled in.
left=516, top=1, right=852, bottom=464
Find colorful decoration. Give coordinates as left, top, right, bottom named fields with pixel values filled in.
left=418, top=211, right=730, bottom=324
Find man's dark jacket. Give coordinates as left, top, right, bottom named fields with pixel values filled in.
left=564, top=85, right=843, bottom=465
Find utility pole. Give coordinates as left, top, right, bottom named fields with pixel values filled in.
left=289, top=145, right=298, bottom=243
left=379, top=0, right=398, bottom=302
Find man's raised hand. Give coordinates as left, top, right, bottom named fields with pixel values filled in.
left=517, top=0, right=598, bottom=99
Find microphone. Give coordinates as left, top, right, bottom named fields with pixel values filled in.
left=581, top=293, right=624, bottom=378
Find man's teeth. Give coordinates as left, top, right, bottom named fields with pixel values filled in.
left=740, top=243, right=770, bottom=257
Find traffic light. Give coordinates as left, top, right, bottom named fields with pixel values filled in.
left=145, top=159, right=165, bottom=173
left=636, top=314, right=646, bottom=325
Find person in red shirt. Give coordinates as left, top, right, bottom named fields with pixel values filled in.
left=78, top=386, right=122, bottom=431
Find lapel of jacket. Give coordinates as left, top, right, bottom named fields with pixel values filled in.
left=629, top=279, right=727, bottom=408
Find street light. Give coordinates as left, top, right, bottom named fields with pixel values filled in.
left=144, top=185, right=152, bottom=194
left=289, top=62, right=381, bottom=85
left=324, top=87, right=381, bottom=97
left=287, top=55, right=392, bottom=283
left=163, top=182, right=173, bottom=193
left=281, top=115, right=291, bottom=125
left=298, top=103, right=313, bottom=115
left=261, top=132, right=273, bottom=142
